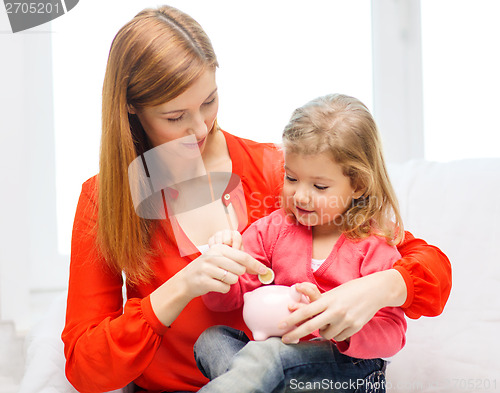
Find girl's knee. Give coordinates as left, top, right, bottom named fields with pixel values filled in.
left=194, top=326, right=250, bottom=380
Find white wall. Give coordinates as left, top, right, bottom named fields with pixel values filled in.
left=0, top=12, right=67, bottom=332
left=372, top=0, right=424, bottom=163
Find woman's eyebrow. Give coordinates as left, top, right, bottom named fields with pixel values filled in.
left=206, top=88, right=218, bottom=98
left=159, top=88, right=218, bottom=115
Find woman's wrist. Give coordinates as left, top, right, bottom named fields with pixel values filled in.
left=149, top=273, right=193, bottom=327
left=381, top=268, right=408, bottom=307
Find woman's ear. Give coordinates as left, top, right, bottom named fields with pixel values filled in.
left=127, top=104, right=136, bottom=114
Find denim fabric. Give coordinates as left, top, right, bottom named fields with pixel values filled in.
left=194, top=326, right=386, bottom=393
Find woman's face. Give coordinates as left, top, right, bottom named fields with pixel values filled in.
left=130, top=69, right=219, bottom=154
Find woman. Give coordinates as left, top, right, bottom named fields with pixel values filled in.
left=62, top=5, right=451, bottom=393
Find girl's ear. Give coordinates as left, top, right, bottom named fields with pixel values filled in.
left=352, top=187, right=366, bottom=200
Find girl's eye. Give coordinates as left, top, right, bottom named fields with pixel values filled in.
left=314, top=185, right=329, bottom=191
left=285, top=175, right=297, bottom=182
left=167, top=114, right=184, bottom=122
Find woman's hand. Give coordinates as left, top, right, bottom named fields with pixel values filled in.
left=178, top=244, right=264, bottom=298
left=150, top=244, right=267, bottom=327
left=280, top=269, right=407, bottom=344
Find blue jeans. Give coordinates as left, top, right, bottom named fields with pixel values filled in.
left=194, top=326, right=386, bottom=393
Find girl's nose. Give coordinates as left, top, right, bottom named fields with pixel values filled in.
left=293, top=187, right=310, bottom=206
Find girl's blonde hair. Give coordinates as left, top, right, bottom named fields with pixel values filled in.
left=282, top=93, right=404, bottom=245
left=98, top=5, right=218, bottom=284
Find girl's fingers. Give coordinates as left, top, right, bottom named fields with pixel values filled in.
left=215, top=230, right=225, bottom=246
left=209, top=230, right=242, bottom=249
left=231, top=231, right=243, bottom=250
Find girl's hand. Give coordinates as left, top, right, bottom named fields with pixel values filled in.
left=280, top=270, right=406, bottom=344
left=208, top=229, right=243, bottom=250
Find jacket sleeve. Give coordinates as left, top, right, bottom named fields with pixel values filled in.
left=62, top=180, right=168, bottom=393
left=336, top=237, right=406, bottom=359
left=394, top=231, right=452, bottom=319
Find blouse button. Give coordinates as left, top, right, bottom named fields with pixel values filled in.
left=224, top=194, right=230, bottom=201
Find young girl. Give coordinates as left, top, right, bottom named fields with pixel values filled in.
left=195, top=93, right=407, bottom=392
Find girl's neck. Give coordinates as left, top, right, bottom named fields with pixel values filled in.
left=311, top=225, right=343, bottom=260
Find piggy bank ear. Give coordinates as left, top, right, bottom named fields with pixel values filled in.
left=289, top=285, right=302, bottom=302
left=289, top=285, right=310, bottom=304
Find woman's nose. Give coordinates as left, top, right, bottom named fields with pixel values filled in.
left=189, top=112, right=208, bottom=137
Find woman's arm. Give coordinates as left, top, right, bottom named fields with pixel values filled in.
left=64, top=181, right=267, bottom=392
left=395, top=231, right=452, bottom=319
left=63, top=182, right=167, bottom=393
left=155, top=244, right=265, bottom=318
left=279, top=232, right=451, bottom=344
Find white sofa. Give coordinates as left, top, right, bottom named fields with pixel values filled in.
left=386, top=158, right=500, bottom=393
left=18, top=158, right=500, bottom=393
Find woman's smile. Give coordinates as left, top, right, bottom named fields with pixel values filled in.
left=181, top=135, right=207, bottom=150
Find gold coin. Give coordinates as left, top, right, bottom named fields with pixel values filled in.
left=258, top=268, right=275, bottom=285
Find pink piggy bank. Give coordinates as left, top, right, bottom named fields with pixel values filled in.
left=243, top=285, right=309, bottom=341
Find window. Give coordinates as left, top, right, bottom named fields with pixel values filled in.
left=421, top=0, right=500, bottom=161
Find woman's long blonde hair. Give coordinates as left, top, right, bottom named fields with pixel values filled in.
left=98, top=6, right=218, bottom=284
left=282, top=94, right=404, bottom=245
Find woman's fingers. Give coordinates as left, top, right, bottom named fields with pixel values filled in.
left=206, top=244, right=267, bottom=276
left=280, top=299, right=327, bottom=343
left=213, top=267, right=238, bottom=286
left=281, top=275, right=391, bottom=344
left=179, top=244, right=267, bottom=298
left=200, top=252, right=247, bottom=277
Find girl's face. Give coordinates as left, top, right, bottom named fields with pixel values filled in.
left=283, top=151, right=362, bottom=231
left=129, top=69, right=219, bottom=156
